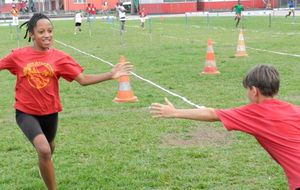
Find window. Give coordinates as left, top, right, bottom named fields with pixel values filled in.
left=73, top=0, right=86, bottom=4
left=164, top=0, right=197, bottom=2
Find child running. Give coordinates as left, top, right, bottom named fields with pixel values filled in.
left=286, top=0, right=295, bottom=18
left=232, top=0, right=244, bottom=27
left=74, top=11, right=83, bottom=34
left=0, top=13, right=132, bottom=190
left=150, top=64, right=300, bottom=190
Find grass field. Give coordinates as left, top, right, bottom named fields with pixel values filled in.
left=1, top=14, right=300, bottom=189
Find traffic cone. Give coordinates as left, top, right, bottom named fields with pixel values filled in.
left=202, top=39, right=220, bottom=74
left=235, top=29, right=248, bottom=57
left=113, top=56, right=138, bottom=103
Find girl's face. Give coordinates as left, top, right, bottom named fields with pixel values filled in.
left=30, top=18, right=53, bottom=51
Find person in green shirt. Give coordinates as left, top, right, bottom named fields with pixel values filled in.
left=232, top=0, right=244, bottom=27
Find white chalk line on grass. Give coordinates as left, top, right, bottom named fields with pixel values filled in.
left=55, top=40, right=205, bottom=109
left=247, top=47, right=300, bottom=58
left=161, top=34, right=300, bottom=58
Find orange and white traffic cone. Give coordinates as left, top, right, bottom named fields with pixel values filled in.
left=202, top=38, right=220, bottom=74
left=113, top=56, right=138, bottom=103
left=235, top=29, right=248, bottom=57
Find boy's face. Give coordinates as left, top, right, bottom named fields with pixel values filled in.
left=30, top=19, right=53, bottom=51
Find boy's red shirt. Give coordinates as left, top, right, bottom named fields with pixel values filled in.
left=216, top=99, right=300, bottom=190
left=0, top=46, right=83, bottom=115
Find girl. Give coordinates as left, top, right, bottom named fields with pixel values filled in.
left=0, top=13, right=132, bottom=190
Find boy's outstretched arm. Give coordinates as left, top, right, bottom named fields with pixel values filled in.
left=75, top=62, right=132, bottom=86
left=150, top=98, right=220, bottom=122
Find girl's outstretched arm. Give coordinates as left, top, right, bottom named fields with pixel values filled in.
left=74, top=62, right=132, bottom=86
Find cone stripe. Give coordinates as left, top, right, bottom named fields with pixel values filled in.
left=207, top=46, right=214, bottom=52
left=239, top=34, right=244, bottom=41
left=205, top=60, right=216, bottom=67
left=118, top=82, right=132, bottom=91
left=235, top=30, right=248, bottom=57
left=201, top=38, right=220, bottom=74
left=237, top=46, right=246, bottom=51
left=113, top=55, right=138, bottom=103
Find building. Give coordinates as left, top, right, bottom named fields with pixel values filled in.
left=138, top=0, right=272, bottom=14
left=0, top=0, right=286, bottom=14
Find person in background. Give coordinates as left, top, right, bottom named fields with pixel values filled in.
left=91, top=3, right=97, bottom=20
left=117, top=2, right=127, bottom=33
left=232, top=0, right=244, bottom=27
left=139, top=8, right=147, bottom=30
left=11, top=4, right=19, bottom=25
left=86, top=3, right=92, bottom=22
left=74, top=11, right=83, bottom=34
left=0, top=13, right=132, bottom=190
left=285, top=0, right=295, bottom=18
left=150, top=64, right=300, bottom=190
left=20, top=0, right=28, bottom=13
left=102, top=1, right=108, bottom=16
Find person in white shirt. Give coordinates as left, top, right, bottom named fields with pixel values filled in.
left=74, top=12, right=83, bottom=34
left=118, top=3, right=127, bottom=32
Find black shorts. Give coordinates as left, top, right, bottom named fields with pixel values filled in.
left=75, top=22, right=81, bottom=27
left=15, top=110, right=58, bottom=144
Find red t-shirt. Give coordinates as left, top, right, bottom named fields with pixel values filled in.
left=215, top=99, right=300, bottom=190
left=86, top=6, right=92, bottom=14
left=0, top=46, right=83, bottom=115
left=139, top=11, right=147, bottom=18
left=91, top=6, right=97, bottom=15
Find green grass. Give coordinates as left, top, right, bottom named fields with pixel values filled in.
left=1, top=15, right=299, bottom=189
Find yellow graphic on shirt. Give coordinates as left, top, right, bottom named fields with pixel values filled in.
left=23, top=62, right=54, bottom=89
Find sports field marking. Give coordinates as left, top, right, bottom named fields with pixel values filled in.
left=160, top=34, right=300, bottom=58
left=55, top=40, right=205, bottom=109
left=247, top=47, right=300, bottom=58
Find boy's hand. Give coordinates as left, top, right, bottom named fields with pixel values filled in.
left=111, top=62, right=133, bottom=79
left=150, top=98, right=176, bottom=118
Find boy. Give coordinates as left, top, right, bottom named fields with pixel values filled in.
left=150, top=65, right=300, bottom=190
left=232, top=0, right=244, bottom=27
left=139, top=8, right=147, bottom=30
left=74, top=11, right=83, bottom=34
left=286, top=0, right=295, bottom=18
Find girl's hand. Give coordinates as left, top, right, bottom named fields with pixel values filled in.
left=111, top=62, right=133, bottom=79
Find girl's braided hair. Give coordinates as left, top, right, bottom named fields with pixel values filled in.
left=19, top=13, right=52, bottom=42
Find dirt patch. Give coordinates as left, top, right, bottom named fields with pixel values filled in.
left=162, top=125, right=235, bottom=148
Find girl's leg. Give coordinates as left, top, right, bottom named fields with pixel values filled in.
left=33, top=134, right=56, bottom=190
left=50, top=141, right=55, bottom=154
left=16, top=110, right=58, bottom=190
